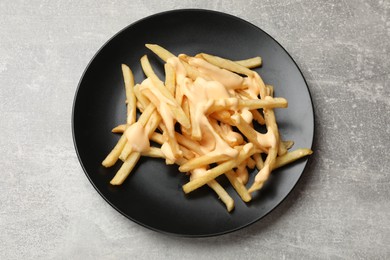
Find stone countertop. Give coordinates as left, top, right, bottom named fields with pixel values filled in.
left=1, top=1, right=389, bottom=259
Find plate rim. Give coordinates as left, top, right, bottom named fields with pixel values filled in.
left=71, top=8, right=315, bottom=237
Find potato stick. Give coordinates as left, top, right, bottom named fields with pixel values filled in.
left=263, top=106, right=284, bottom=157
left=248, top=146, right=277, bottom=193
left=182, top=61, right=201, bottom=80
left=249, top=106, right=279, bottom=193
left=181, top=97, right=192, bottom=136
left=210, top=111, right=234, bottom=125
left=140, top=55, right=190, bottom=129
left=253, top=153, right=264, bottom=170
left=251, top=109, right=265, bottom=125
left=141, top=147, right=165, bottom=158
left=225, top=170, right=251, bottom=202
left=119, top=143, right=133, bottom=162
left=273, top=148, right=313, bottom=170
left=164, top=63, right=176, bottom=96
left=134, top=84, right=150, bottom=109
left=183, top=144, right=255, bottom=194
left=278, top=141, right=288, bottom=156
left=206, top=97, right=288, bottom=114
left=136, top=101, right=144, bottom=111
left=102, top=134, right=127, bottom=167
left=207, top=180, right=234, bottom=212
left=231, top=113, right=265, bottom=151
left=111, top=124, right=126, bottom=133
left=110, top=152, right=141, bottom=185
left=198, top=53, right=254, bottom=77
left=121, top=64, right=136, bottom=125
left=253, top=72, right=268, bottom=100
left=174, top=132, right=203, bottom=156
left=179, top=153, right=232, bottom=172
left=236, top=163, right=249, bottom=184
left=282, top=140, right=294, bottom=150
left=266, top=84, right=274, bottom=97
left=178, top=54, right=203, bottom=80
left=234, top=56, right=262, bottom=68
left=119, top=105, right=156, bottom=161
left=246, top=156, right=256, bottom=169
left=145, top=44, right=175, bottom=62
left=175, top=81, right=184, bottom=105
left=179, top=145, right=195, bottom=160
left=150, top=132, right=165, bottom=144
left=158, top=122, right=182, bottom=158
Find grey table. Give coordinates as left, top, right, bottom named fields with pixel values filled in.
left=1, top=1, right=389, bottom=259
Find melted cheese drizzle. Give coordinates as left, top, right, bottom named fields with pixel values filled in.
left=125, top=55, right=277, bottom=168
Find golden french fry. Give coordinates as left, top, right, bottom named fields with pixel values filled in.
left=266, top=84, right=274, bottom=97
left=110, top=152, right=141, bottom=185
left=231, top=113, right=266, bottom=151
left=234, top=56, right=262, bottom=68
left=145, top=44, right=175, bottom=62
left=121, top=64, right=137, bottom=125
left=134, top=84, right=150, bottom=109
left=206, top=97, right=288, bottom=114
left=178, top=153, right=232, bottom=172
left=175, top=132, right=203, bottom=156
left=225, top=170, right=251, bottom=202
left=198, top=53, right=254, bottom=77
left=248, top=146, right=277, bottom=193
left=183, top=144, right=255, bottom=194
left=142, top=147, right=165, bottom=158
left=253, top=153, right=264, bottom=170
left=119, top=104, right=156, bottom=161
left=273, top=148, right=313, bottom=170
left=282, top=140, right=294, bottom=150
left=207, top=180, right=234, bottom=212
left=246, top=156, right=256, bottom=169
left=102, top=135, right=127, bottom=167
left=236, top=163, right=249, bottom=185
left=251, top=109, right=265, bottom=125
left=164, top=63, right=176, bottom=96
left=111, top=124, right=126, bottom=133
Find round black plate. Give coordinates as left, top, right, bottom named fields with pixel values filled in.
left=72, top=9, right=314, bottom=237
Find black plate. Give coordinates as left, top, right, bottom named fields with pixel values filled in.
left=72, top=9, right=314, bottom=237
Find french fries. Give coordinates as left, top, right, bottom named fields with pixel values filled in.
left=102, top=44, right=313, bottom=212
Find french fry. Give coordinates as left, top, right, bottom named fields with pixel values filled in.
left=236, top=163, right=249, bottom=184
left=111, top=124, right=126, bottom=133
left=251, top=109, right=265, bottom=125
left=206, top=97, right=288, bottom=114
left=145, top=44, right=175, bottom=62
left=121, top=64, right=137, bottom=125
left=164, top=63, right=176, bottom=96
left=282, top=140, right=294, bottom=150
left=179, top=153, right=232, bottom=172
left=234, top=56, right=262, bottom=68
left=273, top=148, right=313, bottom=170
left=182, top=144, right=255, bottom=194
left=253, top=153, right=264, bottom=170
left=198, top=53, right=254, bottom=77
left=110, top=152, right=141, bottom=185
left=141, top=147, right=165, bottom=158
left=207, top=180, right=234, bottom=212
left=119, top=104, right=156, bottom=161
left=225, top=170, right=251, bottom=202
left=102, top=134, right=127, bottom=167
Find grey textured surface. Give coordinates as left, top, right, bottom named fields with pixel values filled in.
left=1, top=0, right=389, bottom=259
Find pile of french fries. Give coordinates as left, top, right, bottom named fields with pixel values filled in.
left=102, top=44, right=312, bottom=212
